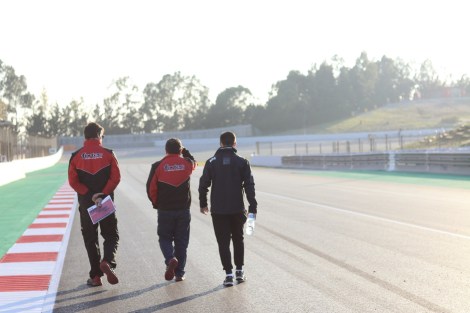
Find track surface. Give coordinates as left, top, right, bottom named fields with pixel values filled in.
left=53, top=149, right=470, bottom=313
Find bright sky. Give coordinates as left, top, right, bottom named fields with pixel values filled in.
left=1, top=0, right=468, bottom=107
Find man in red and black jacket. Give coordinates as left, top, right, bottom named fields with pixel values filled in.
left=146, top=138, right=196, bottom=282
left=68, top=122, right=121, bottom=287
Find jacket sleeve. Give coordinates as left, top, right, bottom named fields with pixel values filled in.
left=146, top=163, right=159, bottom=207
left=68, top=152, right=88, bottom=195
left=242, top=160, right=257, bottom=214
left=102, top=151, right=121, bottom=195
left=146, top=164, right=156, bottom=203
left=182, top=148, right=197, bottom=171
left=149, top=172, right=159, bottom=207
left=198, top=161, right=211, bottom=208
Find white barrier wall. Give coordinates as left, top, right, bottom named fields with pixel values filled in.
left=0, top=147, right=64, bottom=186
left=250, top=155, right=282, bottom=167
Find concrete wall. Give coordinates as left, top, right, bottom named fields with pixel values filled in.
left=0, top=147, right=64, bottom=186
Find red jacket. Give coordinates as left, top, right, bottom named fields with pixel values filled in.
left=68, top=139, right=121, bottom=206
left=146, top=153, right=196, bottom=210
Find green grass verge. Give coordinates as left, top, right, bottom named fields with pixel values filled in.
left=0, top=162, right=69, bottom=257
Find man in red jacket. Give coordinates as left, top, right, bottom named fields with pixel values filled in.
left=146, top=138, right=196, bottom=282
left=68, top=122, right=121, bottom=287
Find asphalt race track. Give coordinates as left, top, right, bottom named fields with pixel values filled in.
left=53, top=148, right=470, bottom=313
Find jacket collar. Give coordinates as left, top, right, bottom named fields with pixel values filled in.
left=216, top=146, right=237, bottom=154
left=83, top=138, right=102, bottom=147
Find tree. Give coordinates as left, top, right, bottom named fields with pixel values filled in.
left=260, top=71, right=310, bottom=132
left=415, top=60, right=443, bottom=98
left=0, top=65, right=34, bottom=131
left=62, top=99, right=88, bottom=136
left=92, top=77, right=140, bottom=134
left=26, top=90, right=49, bottom=136
left=205, top=86, right=253, bottom=128
left=141, top=82, right=163, bottom=133
left=307, top=62, right=340, bottom=122
left=349, top=52, right=378, bottom=112
left=48, top=103, right=65, bottom=136
left=142, top=72, right=210, bottom=131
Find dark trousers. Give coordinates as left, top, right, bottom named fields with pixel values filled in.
left=79, top=206, right=119, bottom=278
left=211, top=213, right=247, bottom=272
left=157, top=209, right=191, bottom=277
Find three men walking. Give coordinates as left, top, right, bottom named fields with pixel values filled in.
left=70, top=125, right=257, bottom=287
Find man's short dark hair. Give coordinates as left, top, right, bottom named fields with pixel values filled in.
left=165, top=138, right=182, bottom=154
left=84, top=122, right=104, bottom=139
left=220, top=131, right=236, bottom=147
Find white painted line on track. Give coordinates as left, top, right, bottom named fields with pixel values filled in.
left=32, top=218, right=69, bottom=224
left=0, top=291, right=47, bottom=313
left=23, top=228, right=67, bottom=236
left=259, top=191, right=470, bottom=241
left=44, top=204, right=72, bottom=209
left=51, top=195, right=74, bottom=199
left=7, top=242, right=63, bottom=254
left=38, top=210, right=71, bottom=216
left=0, top=262, right=57, bottom=276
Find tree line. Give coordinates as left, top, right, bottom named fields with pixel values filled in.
left=1, top=52, right=469, bottom=137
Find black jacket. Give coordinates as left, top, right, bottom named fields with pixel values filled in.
left=199, top=147, right=257, bottom=214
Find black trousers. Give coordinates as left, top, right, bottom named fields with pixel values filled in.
left=211, top=212, right=247, bottom=272
left=79, top=206, right=119, bottom=278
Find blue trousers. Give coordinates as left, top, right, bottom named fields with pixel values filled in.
left=157, top=209, right=191, bottom=277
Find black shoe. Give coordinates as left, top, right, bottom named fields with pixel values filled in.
left=223, top=275, right=234, bottom=287
left=175, top=275, right=185, bottom=282
left=235, top=270, right=246, bottom=283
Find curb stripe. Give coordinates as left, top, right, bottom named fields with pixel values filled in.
left=29, top=223, right=67, bottom=228
left=33, top=218, right=69, bottom=224
left=24, top=228, right=66, bottom=236
left=43, top=208, right=71, bottom=211
left=40, top=210, right=71, bottom=215
left=0, top=182, right=76, bottom=311
left=37, top=214, right=69, bottom=218
left=45, top=204, right=73, bottom=209
left=17, top=235, right=64, bottom=243
left=0, top=252, right=58, bottom=263
left=0, top=275, right=51, bottom=292
left=8, top=242, right=63, bottom=254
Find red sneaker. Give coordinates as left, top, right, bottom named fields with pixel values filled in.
left=165, top=257, right=178, bottom=281
left=100, top=260, right=119, bottom=285
left=87, top=276, right=102, bottom=287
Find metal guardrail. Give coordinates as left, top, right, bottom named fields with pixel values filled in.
left=394, top=152, right=470, bottom=174
left=278, top=151, right=470, bottom=175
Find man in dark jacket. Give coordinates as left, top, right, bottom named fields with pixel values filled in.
left=146, top=138, right=196, bottom=282
left=68, top=122, right=121, bottom=287
left=199, top=131, right=257, bottom=287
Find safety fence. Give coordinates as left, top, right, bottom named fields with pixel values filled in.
left=254, top=132, right=439, bottom=156
left=0, top=127, right=57, bottom=162
left=251, top=151, right=470, bottom=175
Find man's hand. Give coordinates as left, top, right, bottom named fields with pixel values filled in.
left=200, top=207, right=209, bottom=215
left=92, top=193, right=105, bottom=207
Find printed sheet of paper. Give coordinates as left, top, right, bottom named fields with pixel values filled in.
left=87, top=195, right=116, bottom=224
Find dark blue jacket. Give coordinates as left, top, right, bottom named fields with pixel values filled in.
left=199, top=147, right=257, bottom=214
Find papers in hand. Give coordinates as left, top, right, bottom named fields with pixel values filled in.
left=87, top=195, right=116, bottom=224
